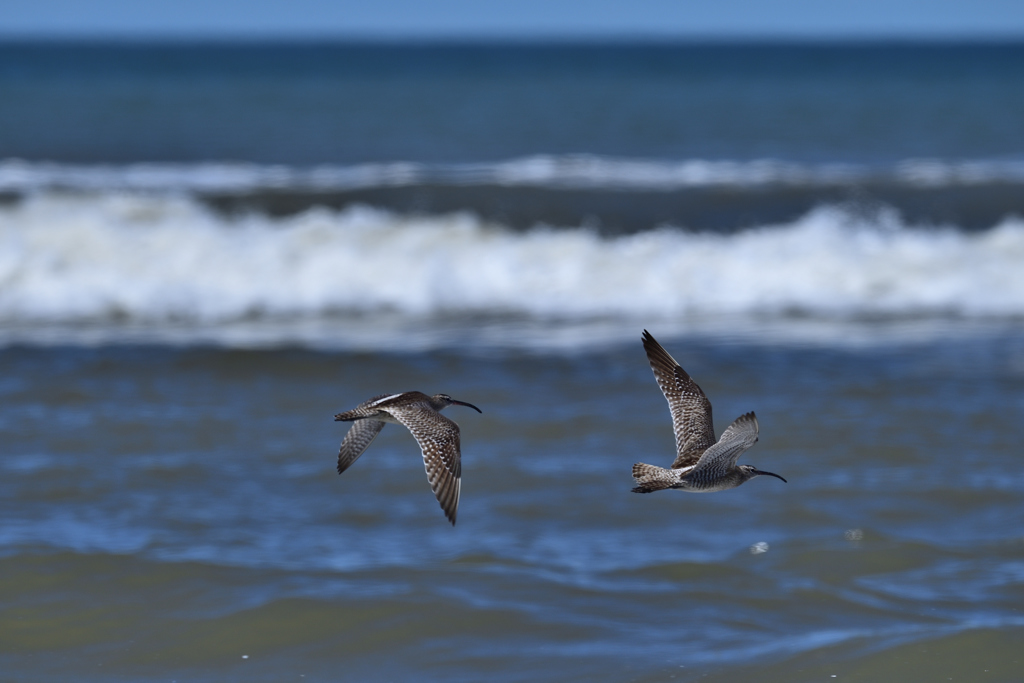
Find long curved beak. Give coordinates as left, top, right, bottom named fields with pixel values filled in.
left=451, top=400, right=483, bottom=413
left=754, top=469, right=787, bottom=483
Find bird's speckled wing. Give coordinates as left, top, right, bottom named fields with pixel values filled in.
left=642, top=330, right=716, bottom=469
left=689, top=412, right=759, bottom=478
left=336, top=419, right=385, bottom=474
left=388, top=403, right=463, bottom=526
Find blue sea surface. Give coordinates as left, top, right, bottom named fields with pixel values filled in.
left=2, top=337, right=1024, bottom=681
left=2, top=41, right=1023, bottom=164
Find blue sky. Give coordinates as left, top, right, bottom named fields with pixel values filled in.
left=2, top=0, right=1023, bottom=39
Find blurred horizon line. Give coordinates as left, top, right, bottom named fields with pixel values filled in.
left=2, top=34, right=1024, bottom=46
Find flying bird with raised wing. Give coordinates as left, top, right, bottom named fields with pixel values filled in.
left=334, top=392, right=482, bottom=525
left=632, top=330, right=786, bottom=494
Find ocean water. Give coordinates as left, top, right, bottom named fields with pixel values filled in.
left=1, top=41, right=1024, bottom=682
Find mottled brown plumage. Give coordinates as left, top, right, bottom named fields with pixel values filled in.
left=334, top=391, right=482, bottom=525
left=632, top=330, right=786, bottom=494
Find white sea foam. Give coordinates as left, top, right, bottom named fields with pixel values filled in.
left=1, top=192, right=1023, bottom=348
left=3, top=156, right=1024, bottom=193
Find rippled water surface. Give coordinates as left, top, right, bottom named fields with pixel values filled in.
left=2, top=333, right=1023, bottom=681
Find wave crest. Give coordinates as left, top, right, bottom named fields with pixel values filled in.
left=2, top=193, right=1023, bottom=331
left=3, top=156, right=1024, bottom=193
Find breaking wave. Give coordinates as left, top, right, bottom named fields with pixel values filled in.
left=2, top=191, right=1023, bottom=344
left=3, top=156, right=1024, bottom=193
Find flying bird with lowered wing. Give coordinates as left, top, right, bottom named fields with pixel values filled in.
left=334, top=391, right=482, bottom=525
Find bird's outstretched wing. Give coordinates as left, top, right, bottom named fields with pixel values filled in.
left=642, top=330, right=716, bottom=469
left=689, top=412, right=759, bottom=479
left=389, top=404, right=462, bottom=526
left=336, top=419, right=386, bottom=474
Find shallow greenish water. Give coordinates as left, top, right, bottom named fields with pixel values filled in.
left=2, top=334, right=1023, bottom=681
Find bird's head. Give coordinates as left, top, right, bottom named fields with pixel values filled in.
left=433, top=394, right=483, bottom=413
left=740, top=465, right=787, bottom=483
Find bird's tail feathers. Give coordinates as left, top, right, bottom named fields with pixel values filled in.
left=631, top=462, right=676, bottom=493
